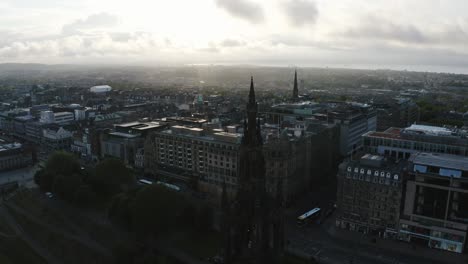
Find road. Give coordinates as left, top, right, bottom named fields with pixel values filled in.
left=0, top=165, right=40, bottom=188
left=285, top=185, right=460, bottom=264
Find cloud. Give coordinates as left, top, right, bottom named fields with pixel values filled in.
left=62, top=13, right=119, bottom=35
left=342, top=16, right=428, bottom=44
left=215, top=0, right=264, bottom=24
left=282, top=0, right=318, bottom=27
left=220, top=38, right=245, bottom=47
left=0, top=32, right=162, bottom=60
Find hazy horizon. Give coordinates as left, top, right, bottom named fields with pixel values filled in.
left=1, top=0, right=468, bottom=74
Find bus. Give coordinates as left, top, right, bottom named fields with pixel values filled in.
left=297, top=207, right=321, bottom=227
left=156, top=181, right=181, bottom=192
left=138, top=179, right=153, bottom=185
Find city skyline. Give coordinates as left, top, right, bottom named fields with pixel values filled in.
left=1, top=0, right=468, bottom=73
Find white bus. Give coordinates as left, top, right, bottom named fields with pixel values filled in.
left=297, top=207, right=321, bottom=227
left=156, top=181, right=181, bottom=192
left=138, top=179, right=153, bottom=185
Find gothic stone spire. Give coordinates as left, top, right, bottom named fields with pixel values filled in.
left=293, top=69, right=298, bottom=99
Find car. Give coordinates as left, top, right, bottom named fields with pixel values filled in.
left=45, top=192, right=54, bottom=198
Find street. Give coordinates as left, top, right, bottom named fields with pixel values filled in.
left=284, top=185, right=463, bottom=264
left=0, top=165, right=40, bottom=188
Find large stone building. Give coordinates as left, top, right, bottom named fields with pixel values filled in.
left=265, top=101, right=376, bottom=157
left=144, top=123, right=242, bottom=194
left=100, top=121, right=164, bottom=165
left=222, top=77, right=283, bottom=264
left=399, top=153, right=468, bottom=253
left=329, top=105, right=377, bottom=156
left=363, top=124, right=468, bottom=159
left=41, top=125, right=73, bottom=152
left=0, top=138, right=33, bottom=171
left=375, top=97, right=420, bottom=131
left=263, top=130, right=309, bottom=203
left=336, top=154, right=406, bottom=238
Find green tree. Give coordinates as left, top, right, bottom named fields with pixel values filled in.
left=44, top=151, right=81, bottom=176
left=73, top=184, right=98, bottom=206
left=196, top=205, right=214, bottom=231
left=92, top=158, right=135, bottom=195
left=108, top=192, right=134, bottom=230
left=52, top=173, right=83, bottom=201
left=131, top=185, right=187, bottom=238
left=35, top=152, right=81, bottom=191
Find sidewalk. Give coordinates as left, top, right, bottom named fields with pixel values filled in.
left=326, top=224, right=467, bottom=264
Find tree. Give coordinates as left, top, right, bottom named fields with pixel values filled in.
left=92, top=158, right=135, bottom=195
left=52, top=173, right=82, bottom=201
left=131, top=185, right=187, bottom=238
left=108, top=192, right=134, bottom=230
left=35, top=152, right=82, bottom=191
left=73, top=184, right=97, bottom=206
left=34, top=169, right=53, bottom=191
left=196, top=205, right=214, bottom=231
left=45, top=151, right=81, bottom=176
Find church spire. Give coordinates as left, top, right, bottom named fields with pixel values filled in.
left=249, top=76, right=256, bottom=105
left=293, top=69, right=298, bottom=100
left=244, top=76, right=261, bottom=146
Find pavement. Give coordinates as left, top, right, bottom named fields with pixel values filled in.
left=0, top=164, right=40, bottom=188
left=285, top=186, right=465, bottom=264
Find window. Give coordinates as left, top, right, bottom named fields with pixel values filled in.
left=414, top=164, right=427, bottom=173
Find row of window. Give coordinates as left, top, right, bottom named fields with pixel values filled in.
left=346, top=173, right=400, bottom=186
left=347, top=166, right=399, bottom=180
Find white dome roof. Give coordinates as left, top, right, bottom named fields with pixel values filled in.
left=90, top=85, right=112, bottom=93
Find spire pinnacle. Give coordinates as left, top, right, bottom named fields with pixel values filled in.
left=293, top=69, right=298, bottom=99
left=249, top=76, right=255, bottom=105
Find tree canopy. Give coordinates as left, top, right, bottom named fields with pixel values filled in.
left=92, top=158, right=135, bottom=195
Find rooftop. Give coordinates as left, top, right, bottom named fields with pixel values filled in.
left=365, top=124, right=468, bottom=144
left=108, top=132, right=140, bottom=138
left=410, top=152, right=468, bottom=171
left=0, top=140, right=22, bottom=152
left=403, top=124, right=454, bottom=136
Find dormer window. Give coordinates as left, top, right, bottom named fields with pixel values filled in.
left=347, top=167, right=352, bottom=172
left=380, top=172, right=385, bottom=177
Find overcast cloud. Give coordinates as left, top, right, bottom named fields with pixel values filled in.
left=215, top=0, right=264, bottom=24
left=282, top=0, right=318, bottom=27
left=0, top=0, right=467, bottom=73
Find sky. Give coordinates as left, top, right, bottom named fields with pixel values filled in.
left=1, top=0, right=468, bottom=73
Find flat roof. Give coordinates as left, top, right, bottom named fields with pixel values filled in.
left=213, top=132, right=242, bottom=138
left=133, top=123, right=164, bottom=130
left=108, top=132, right=140, bottom=138
left=361, top=154, right=384, bottom=161
left=404, top=124, right=453, bottom=136
left=116, top=121, right=141, bottom=128
left=0, top=142, right=22, bottom=151
left=411, top=153, right=468, bottom=171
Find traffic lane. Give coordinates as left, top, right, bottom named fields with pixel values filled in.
left=288, top=223, right=450, bottom=264
left=0, top=165, right=40, bottom=186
